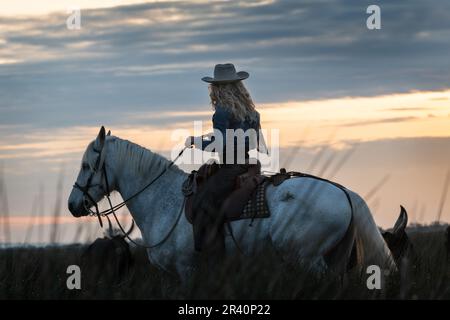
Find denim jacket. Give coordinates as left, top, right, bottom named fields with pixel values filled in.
left=195, top=105, right=262, bottom=164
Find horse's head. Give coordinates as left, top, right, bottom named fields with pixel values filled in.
left=68, top=126, right=112, bottom=217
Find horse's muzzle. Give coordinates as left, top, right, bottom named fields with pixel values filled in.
left=68, top=200, right=89, bottom=217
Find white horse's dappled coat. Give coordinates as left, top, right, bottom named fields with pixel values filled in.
left=68, top=131, right=397, bottom=281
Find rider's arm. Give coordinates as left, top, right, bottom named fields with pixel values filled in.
left=193, top=106, right=229, bottom=151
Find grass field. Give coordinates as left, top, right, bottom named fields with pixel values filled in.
left=0, top=224, right=449, bottom=300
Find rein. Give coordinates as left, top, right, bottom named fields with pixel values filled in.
left=74, top=146, right=187, bottom=249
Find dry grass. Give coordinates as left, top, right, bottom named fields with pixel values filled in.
left=0, top=224, right=449, bottom=300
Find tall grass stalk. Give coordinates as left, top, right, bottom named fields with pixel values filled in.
left=0, top=163, right=11, bottom=243
left=437, top=169, right=450, bottom=222
left=50, top=167, right=64, bottom=243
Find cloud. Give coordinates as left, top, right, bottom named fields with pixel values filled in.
left=340, top=116, right=417, bottom=127
left=1, top=0, right=450, bottom=130
left=430, top=97, right=449, bottom=101
left=382, top=107, right=435, bottom=112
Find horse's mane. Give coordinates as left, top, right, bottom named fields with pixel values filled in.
left=109, top=136, right=182, bottom=175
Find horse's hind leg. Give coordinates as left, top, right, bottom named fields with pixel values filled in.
left=323, top=218, right=356, bottom=274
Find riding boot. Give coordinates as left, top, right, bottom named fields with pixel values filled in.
left=192, top=208, right=209, bottom=252
left=204, top=224, right=225, bottom=270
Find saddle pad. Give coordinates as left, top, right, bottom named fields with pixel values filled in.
left=228, top=181, right=270, bottom=222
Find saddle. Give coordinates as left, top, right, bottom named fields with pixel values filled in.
left=182, top=159, right=269, bottom=225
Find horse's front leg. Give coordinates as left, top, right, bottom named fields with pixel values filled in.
left=173, top=244, right=202, bottom=284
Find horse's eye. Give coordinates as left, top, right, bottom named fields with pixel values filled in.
left=82, top=163, right=90, bottom=170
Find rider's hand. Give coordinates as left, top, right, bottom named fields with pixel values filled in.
left=184, top=136, right=194, bottom=148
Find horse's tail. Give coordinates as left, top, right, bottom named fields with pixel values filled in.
left=350, top=192, right=398, bottom=272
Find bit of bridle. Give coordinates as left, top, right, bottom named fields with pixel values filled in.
left=73, top=146, right=187, bottom=249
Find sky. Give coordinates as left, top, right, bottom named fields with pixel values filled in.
left=1, top=0, right=450, bottom=243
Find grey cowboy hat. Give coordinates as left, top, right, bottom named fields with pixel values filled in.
left=202, top=63, right=249, bottom=84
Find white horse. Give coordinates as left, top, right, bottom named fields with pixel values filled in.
left=68, top=127, right=398, bottom=282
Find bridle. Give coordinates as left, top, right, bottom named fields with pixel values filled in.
left=73, top=145, right=187, bottom=249
left=73, top=146, right=107, bottom=227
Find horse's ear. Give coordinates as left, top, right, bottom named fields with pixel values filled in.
left=94, top=126, right=106, bottom=150
left=107, top=130, right=111, bottom=136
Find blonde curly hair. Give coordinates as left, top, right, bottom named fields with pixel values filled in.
left=208, top=81, right=258, bottom=122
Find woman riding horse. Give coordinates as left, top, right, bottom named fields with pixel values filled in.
left=184, top=63, right=264, bottom=260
